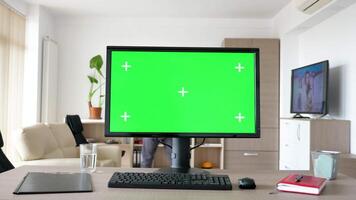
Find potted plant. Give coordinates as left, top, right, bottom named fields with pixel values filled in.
left=88, top=55, right=105, bottom=119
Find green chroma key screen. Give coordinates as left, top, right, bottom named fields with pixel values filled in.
left=106, top=47, right=260, bottom=137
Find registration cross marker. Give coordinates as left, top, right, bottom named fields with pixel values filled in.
left=178, top=87, right=189, bottom=97
left=121, top=112, right=130, bottom=122
left=122, top=61, right=131, bottom=71
left=235, top=113, right=245, bottom=123
left=235, top=63, right=244, bottom=72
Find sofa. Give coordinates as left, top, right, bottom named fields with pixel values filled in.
left=15, top=123, right=121, bottom=167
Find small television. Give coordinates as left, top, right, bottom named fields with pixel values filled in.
left=291, top=60, right=329, bottom=118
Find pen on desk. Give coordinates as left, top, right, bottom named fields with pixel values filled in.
left=295, top=175, right=303, bottom=182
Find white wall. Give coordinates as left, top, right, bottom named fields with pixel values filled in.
left=37, top=6, right=56, bottom=121
left=279, top=32, right=300, bottom=117
left=275, top=1, right=356, bottom=153
left=275, top=0, right=356, bottom=118
left=22, top=5, right=56, bottom=126
left=55, top=17, right=274, bottom=121
left=298, top=3, right=356, bottom=153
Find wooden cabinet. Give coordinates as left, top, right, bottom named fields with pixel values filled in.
left=223, top=38, right=280, bottom=170
left=279, top=118, right=350, bottom=170
left=340, top=154, right=356, bottom=178
left=224, top=38, right=280, bottom=129
left=225, top=151, right=278, bottom=171
left=224, top=128, right=278, bottom=151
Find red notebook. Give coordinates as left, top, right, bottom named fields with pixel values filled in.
left=277, top=174, right=327, bottom=195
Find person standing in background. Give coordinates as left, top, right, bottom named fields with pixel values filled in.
left=141, top=138, right=173, bottom=168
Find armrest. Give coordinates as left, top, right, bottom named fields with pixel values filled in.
left=118, top=144, right=133, bottom=168
left=96, top=144, right=121, bottom=167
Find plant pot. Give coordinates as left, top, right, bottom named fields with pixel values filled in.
left=89, top=107, right=102, bottom=119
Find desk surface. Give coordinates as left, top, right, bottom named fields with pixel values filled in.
left=0, top=165, right=355, bottom=200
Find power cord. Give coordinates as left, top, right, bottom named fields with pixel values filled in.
left=190, top=138, right=206, bottom=150
left=158, top=139, right=172, bottom=149
left=158, top=138, right=206, bottom=151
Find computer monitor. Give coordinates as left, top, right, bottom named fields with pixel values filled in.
left=105, top=46, right=260, bottom=172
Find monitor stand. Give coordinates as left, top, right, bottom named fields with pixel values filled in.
left=292, top=113, right=310, bottom=119
left=155, top=138, right=209, bottom=174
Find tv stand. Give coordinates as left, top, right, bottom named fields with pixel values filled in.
left=292, top=113, right=310, bottom=119
left=280, top=118, right=350, bottom=170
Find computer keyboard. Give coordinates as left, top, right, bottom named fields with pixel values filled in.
left=108, top=172, right=232, bottom=190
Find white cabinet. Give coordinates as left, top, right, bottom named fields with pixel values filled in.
left=279, top=118, right=350, bottom=170
left=280, top=119, right=310, bottom=170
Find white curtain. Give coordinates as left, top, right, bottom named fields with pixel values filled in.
left=0, top=2, right=26, bottom=157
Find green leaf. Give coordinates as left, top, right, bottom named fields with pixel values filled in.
left=87, top=75, right=98, bottom=84
left=90, top=55, right=104, bottom=77
left=91, top=83, right=104, bottom=94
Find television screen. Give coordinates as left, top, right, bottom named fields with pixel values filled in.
left=105, top=46, right=260, bottom=138
left=291, top=60, right=329, bottom=115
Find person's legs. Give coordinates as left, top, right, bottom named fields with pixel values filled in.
left=141, top=138, right=159, bottom=168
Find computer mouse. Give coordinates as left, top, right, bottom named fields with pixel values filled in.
left=238, top=177, right=256, bottom=189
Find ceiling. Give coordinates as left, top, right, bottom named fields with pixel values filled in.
left=24, top=0, right=292, bottom=18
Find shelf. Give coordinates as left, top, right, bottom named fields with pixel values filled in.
left=133, top=144, right=164, bottom=147
left=81, top=119, right=105, bottom=124
left=198, top=144, right=223, bottom=148
left=133, top=143, right=222, bottom=148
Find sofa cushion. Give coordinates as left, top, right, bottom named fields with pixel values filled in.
left=18, top=158, right=80, bottom=167
left=16, top=124, right=63, bottom=161
left=97, top=159, right=115, bottom=167
left=17, top=158, right=115, bottom=167
left=48, top=123, right=78, bottom=158
left=96, top=144, right=121, bottom=167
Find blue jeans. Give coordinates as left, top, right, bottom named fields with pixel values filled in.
left=141, top=138, right=172, bottom=168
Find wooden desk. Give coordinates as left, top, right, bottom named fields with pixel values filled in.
left=1, top=165, right=355, bottom=200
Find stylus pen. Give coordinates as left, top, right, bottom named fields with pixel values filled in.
left=295, top=175, right=304, bottom=182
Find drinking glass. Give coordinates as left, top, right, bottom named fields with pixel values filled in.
left=80, top=143, right=97, bottom=173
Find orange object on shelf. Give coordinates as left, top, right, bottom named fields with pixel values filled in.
left=201, top=161, right=214, bottom=169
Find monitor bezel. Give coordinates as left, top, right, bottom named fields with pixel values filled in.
left=290, top=60, right=329, bottom=115
left=105, top=46, right=260, bottom=138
